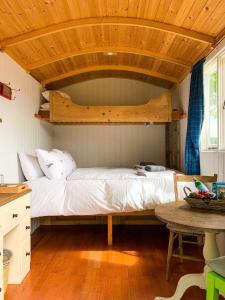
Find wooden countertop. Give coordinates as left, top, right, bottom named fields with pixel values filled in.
left=0, top=189, right=31, bottom=207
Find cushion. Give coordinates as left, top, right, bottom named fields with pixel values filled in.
left=36, top=149, right=67, bottom=180
left=42, top=90, right=71, bottom=102
left=53, top=149, right=76, bottom=176
left=18, top=153, right=44, bottom=181
left=206, top=256, right=225, bottom=277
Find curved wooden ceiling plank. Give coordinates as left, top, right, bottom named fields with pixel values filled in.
left=47, top=70, right=173, bottom=90
left=0, top=17, right=215, bottom=50
left=41, top=65, right=179, bottom=85
left=26, top=46, right=191, bottom=71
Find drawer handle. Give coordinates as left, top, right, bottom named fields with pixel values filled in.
left=12, top=213, right=18, bottom=218
left=26, top=252, right=31, bottom=256
left=26, top=205, right=30, bottom=209
left=26, top=226, right=30, bottom=230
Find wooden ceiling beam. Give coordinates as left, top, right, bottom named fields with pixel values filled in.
left=41, top=65, right=179, bottom=86
left=0, top=17, right=215, bottom=50
left=26, top=46, right=191, bottom=71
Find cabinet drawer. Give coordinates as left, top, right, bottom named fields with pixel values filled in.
left=0, top=201, right=21, bottom=234
left=20, top=219, right=31, bottom=241
left=21, top=237, right=31, bottom=280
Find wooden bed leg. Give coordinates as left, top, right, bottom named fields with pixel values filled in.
left=108, top=215, right=113, bottom=246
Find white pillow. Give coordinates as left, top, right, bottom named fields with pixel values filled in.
left=53, top=149, right=76, bottom=176
left=40, top=102, right=50, bottom=111
left=18, top=153, right=44, bottom=181
left=36, top=149, right=67, bottom=180
left=42, top=90, right=71, bottom=102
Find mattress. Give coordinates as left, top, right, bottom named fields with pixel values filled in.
left=28, top=167, right=177, bottom=218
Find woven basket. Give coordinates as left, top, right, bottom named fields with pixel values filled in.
left=3, top=249, right=12, bottom=294
left=184, top=197, right=225, bottom=212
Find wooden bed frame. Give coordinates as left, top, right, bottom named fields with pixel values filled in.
left=40, top=209, right=162, bottom=246
left=106, top=210, right=159, bottom=245
left=39, top=170, right=182, bottom=246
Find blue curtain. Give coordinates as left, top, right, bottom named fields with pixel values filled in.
left=185, top=58, right=205, bottom=175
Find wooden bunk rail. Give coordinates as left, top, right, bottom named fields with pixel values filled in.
left=49, top=91, right=173, bottom=123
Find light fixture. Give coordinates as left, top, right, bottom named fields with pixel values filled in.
left=103, top=52, right=118, bottom=56
left=145, top=122, right=154, bottom=127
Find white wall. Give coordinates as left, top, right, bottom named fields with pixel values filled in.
left=61, top=78, right=166, bottom=105
left=53, top=78, right=167, bottom=167
left=0, top=53, right=53, bottom=182
left=54, top=124, right=166, bottom=167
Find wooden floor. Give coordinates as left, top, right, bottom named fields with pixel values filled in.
left=5, top=226, right=205, bottom=300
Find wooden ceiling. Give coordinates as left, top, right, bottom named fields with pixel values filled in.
left=0, top=0, right=224, bottom=88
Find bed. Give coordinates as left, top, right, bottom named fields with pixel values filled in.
left=28, top=167, right=177, bottom=245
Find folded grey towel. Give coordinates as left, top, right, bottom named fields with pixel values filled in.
left=135, top=164, right=166, bottom=172
left=145, top=165, right=166, bottom=172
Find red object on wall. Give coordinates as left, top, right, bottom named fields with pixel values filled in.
left=0, top=82, right=12, bottom=100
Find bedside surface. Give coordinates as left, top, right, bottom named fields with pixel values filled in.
left=0, top=189, right=31, bottom=207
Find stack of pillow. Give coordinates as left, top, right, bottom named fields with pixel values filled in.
left=40, top=90, right=71, bottom=111
left=19, top=149, right=76, bottom=181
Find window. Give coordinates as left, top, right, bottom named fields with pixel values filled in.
left=203, top=60, right=218, bottom=149
left=202, top=47, right=225, bottom=151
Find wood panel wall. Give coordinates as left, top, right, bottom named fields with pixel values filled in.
left=53, top=124, right=165, bottom=167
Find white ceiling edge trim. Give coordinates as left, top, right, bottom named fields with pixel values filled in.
left=206, top=38, right=225, bottom=62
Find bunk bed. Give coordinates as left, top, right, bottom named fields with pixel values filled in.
left=29, top=91, right=185, bottom=245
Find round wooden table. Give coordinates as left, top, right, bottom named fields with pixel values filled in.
left=154, top=201, right=225, bottom=300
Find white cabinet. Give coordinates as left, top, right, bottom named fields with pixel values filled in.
left=0, top=191, right=31, bottom=300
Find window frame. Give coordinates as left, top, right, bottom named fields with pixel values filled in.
left=202, top=58, right=219, bottom=151
left=201, top=47, right=225, bottom=152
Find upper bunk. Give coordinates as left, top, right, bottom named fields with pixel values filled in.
left=35, top=90, right=186, bottom=124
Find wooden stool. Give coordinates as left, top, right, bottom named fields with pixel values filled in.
left=166, top=223, right=204, bottom=281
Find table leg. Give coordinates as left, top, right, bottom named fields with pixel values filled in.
left=154, top=232, right=219, bottom=300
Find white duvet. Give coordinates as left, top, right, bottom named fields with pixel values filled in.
left=28, top=168, right=176, bottom=218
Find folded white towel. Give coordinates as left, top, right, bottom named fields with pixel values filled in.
left=136, top=169, right=147, bottom=176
